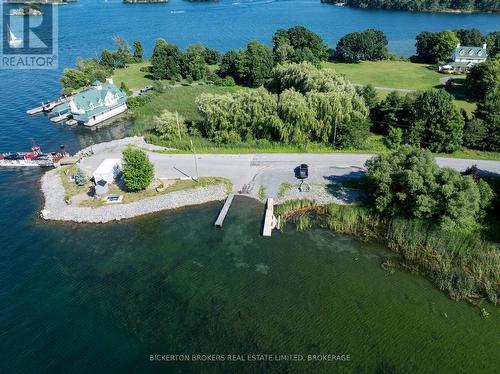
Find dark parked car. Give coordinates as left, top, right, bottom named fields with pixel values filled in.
left=299, top=164, right=309, bottom=179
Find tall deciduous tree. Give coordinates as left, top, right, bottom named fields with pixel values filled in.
left=272, top=26, right=328, bottom=65
left=240, top=40, right=274, bottom=87
left=415, top=31, right=459, bottom=63
left=335, top=29, right=389, bottom=62
left=182, top=44, right=209, bottom=81
left=486, top=31, right=500, bottom=57
left=465, top=58, right=500, bottom=100
left=405, top=89, right=464, bottom=153
left=150, top=39, right=183, bottom=80
left=452, top=28, right=485, bottom=46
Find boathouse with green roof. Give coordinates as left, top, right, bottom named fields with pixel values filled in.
left=68, top=79, right=127, bottom=127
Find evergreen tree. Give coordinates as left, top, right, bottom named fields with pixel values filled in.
left=132, top=41, right=144, bottom=62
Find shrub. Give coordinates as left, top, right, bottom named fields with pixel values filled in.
left=122, top=148, right=154, bottom=191
left=74, top=168, right=87, bottom=186
left=385, top=127, right=402, bottom=149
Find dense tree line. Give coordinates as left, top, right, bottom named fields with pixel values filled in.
left=196, top=63, right=369, bottom=148
left=217, top=41, right=274, bottom=87
left=150, top=39, right=220, bottom=81
left=61, top=36, right=143, bottom=93
left=365, top=146, right=493, bottom=233
left=217, top=26, right=330, bottom=87
left=362, top=88, right=464, bottom=153
left=463, top=58, right=500, bottom=151
left=323, top=0, right=499, bottom=12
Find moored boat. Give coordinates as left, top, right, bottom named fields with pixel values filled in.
left=0, top=143, right=63, bottom=167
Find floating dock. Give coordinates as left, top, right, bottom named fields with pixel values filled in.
left=50, top=113, right=70, bottom=123
left=263, top=197, right=279, bottom=237
left=214, top=194, right=235, bottom=227
left=26, top=106, right=44, bottom=115
left=26, top=96, right=71, bottom=116
left=58, top=156, right=80, bottom=166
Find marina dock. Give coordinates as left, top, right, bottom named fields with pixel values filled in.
left=263, top=197, right=278, bottom=237
left=50, top=113, right=70, bottom=123
left=214, top=194, right=235, bottom=227
left=26, top=96, right=70, bottom=116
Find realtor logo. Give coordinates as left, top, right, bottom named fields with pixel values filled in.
left=1, top=3, right=58, bottom=69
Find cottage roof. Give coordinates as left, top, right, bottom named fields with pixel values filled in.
left=453, top=45, right=487, bottom=60
left=70, top=83, right=127, bottom=117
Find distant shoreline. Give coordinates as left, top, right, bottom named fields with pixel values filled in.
left=320, top=1, right=499, bottom=14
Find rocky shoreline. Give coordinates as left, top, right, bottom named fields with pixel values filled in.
left=40, top=168, right=228, bottom=223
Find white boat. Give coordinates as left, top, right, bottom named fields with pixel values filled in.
left=7, top=25, right=23, bottom=48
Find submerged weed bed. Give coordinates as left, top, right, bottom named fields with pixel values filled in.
left=276, top=200, right=500, bottom=306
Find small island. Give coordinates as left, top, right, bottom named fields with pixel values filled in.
left=122, top=0, right=168, bottom=3
left=9, top=4, right=43, bottom=16
left=4, top=0, right=75, bottom=4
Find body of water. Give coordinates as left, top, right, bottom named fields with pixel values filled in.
left=0, top=1, right=499, bottom=373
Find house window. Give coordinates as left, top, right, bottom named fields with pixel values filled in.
left=478, top=51, right=483, bottom=56
left=468, top=50, right=473, bottom=55
left=459, top=50, right=464, bottom=55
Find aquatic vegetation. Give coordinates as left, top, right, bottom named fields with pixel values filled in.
left=278, top=182, right=292, bottom=198
left=276, top=199, right=500, bottom=305
left=297, top=214, right=313, bottom=231
left=258, top=185, right=266, bottom=200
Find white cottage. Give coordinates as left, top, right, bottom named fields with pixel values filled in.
left=439, top=43, right=488, bottom=73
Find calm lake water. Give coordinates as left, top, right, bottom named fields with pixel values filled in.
left=0, top=1, right=499, bottom=373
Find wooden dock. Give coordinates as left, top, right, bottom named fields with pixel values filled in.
left=214, top=194, right=235, bottom=227
left=58, top=156, right=80, bottom=166
left=263, top=197, right=278, bottom=237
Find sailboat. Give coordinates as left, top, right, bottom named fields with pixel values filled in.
left=7, top=25, right=23, bottom=48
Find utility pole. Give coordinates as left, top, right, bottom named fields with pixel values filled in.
left=190, top=138, right=199, bottom=181
left=176, top=111, right=181, bottom=141
left=333, top=117, right=338, bottom=148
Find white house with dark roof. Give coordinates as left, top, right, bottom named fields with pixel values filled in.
left=439, top=43, right=488, bottom=73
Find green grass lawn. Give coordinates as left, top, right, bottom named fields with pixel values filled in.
left=323, top=60, right=478, bottom=114
left=132, top=84, right=242, bottom=132
left=323, top=60, right=442, bottom=90
left=112, top=62, right=156, bottom=91
left=112, top=62, right=220, bottom=91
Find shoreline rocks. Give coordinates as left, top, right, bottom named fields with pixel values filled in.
left=40, top=168, right=227, bottom=223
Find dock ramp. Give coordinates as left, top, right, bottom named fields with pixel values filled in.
left=214, top=194, right=235, bottom=227
left=263, top=197, right=279, bottom=237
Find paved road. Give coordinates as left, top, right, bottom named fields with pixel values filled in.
left=352, top=83, right=416, bottom=93
left=78, top=139, right=500, bottom=198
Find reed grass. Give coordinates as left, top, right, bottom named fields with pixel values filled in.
left=276, top=199, right=500, bottom=305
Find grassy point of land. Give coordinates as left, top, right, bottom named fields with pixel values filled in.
left=131, top=85, right=242, bottom=136
left=323, top=60, right=442, bottom=91
left=112, top=62, right=220, bottom=91
left=112, top=61, right=156, bottom=91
